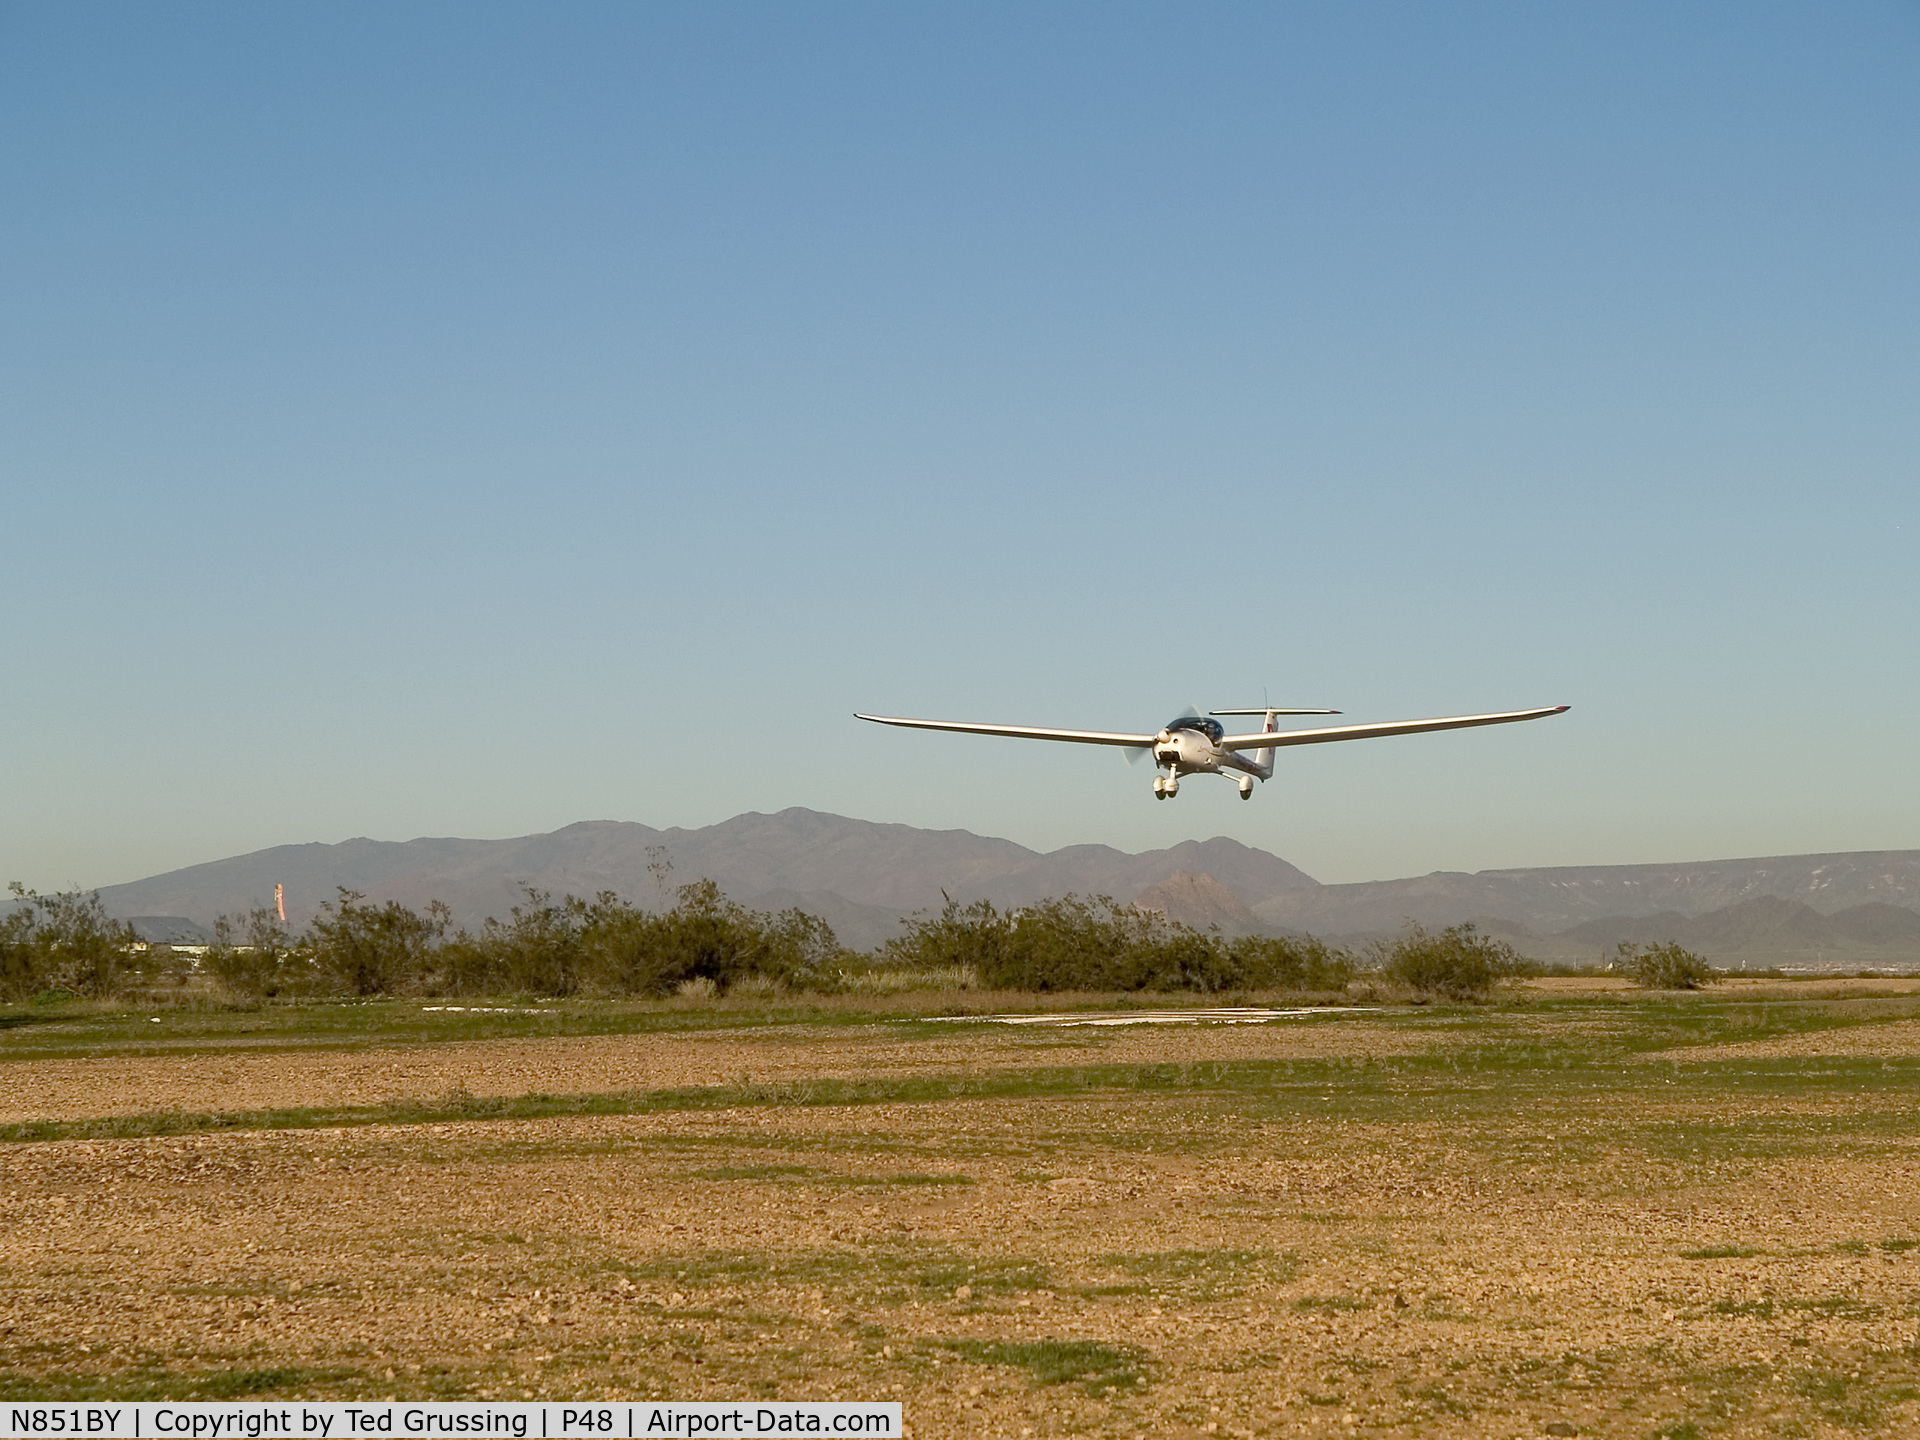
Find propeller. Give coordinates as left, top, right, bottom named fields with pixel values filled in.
left=1126, top=704, right=1197, bottom=763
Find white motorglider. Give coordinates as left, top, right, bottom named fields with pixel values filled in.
left=855, top=702, right=1569, bottom=800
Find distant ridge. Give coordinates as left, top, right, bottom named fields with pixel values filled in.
left=1254, top=849, right=1920, bottom=935
left=1550, top=897, right=1920, bottom=958
left=1134, top=872, right=1265, bottom=936
left=91, top=808, right=1920, bottom=959
left=93, top=809, right=1317, bottom=950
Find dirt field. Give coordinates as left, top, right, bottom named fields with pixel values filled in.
left=5, top=993, right=1920, bottom=1439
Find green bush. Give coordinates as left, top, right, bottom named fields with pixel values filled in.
left=578, top=880, right=842, bottom=996
left=308, top=889, right=446, bottom=996
left=877, top=896, right=1016, bottom=980
left=1, top=884, right=139, bottom=1001
left=205, top=878, right=850, bottom=1000
left=1223, top=934, right=1356, bottom=992
left=432, top=889, right=589, bottom=996
left=4, top=871, right=1361, bottom=1005
left=1373, top=922, right=1532, bottom=1002
left=205, top=906, right=310, bottom=998
left=880, top=893, right=1354, bottom=994
left=1, top=896, right=36, bottom=1002
left=1618, top=940, right=1716, bottom=990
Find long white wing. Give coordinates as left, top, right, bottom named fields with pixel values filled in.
left=855, top=714, right=1157, bottom=748
left=1222, top=705, right=1569, bottom=751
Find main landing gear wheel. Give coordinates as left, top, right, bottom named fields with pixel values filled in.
left=1238, top=777, right=1254, bottom=800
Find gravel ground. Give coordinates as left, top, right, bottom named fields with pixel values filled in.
left=5, top=1011, right=1920, bottom=1439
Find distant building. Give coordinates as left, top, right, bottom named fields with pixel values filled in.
left=125, top=915, right=214, bottom=959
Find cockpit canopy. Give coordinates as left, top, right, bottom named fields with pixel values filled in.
left=1167, top=716, right=1224, bottom=742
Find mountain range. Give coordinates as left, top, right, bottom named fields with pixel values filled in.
left=92, top=808, right=1920, bottom=962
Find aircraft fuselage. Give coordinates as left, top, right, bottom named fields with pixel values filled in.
left=1153, top=717, right=1270, bottom=782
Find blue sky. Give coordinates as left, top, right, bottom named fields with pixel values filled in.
left=4, top=2, right=1916, bottom=890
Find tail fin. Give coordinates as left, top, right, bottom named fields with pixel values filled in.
left=1209, top=705, right=1340, bottom=783
left=1252, top=709, right=1279, bottom=780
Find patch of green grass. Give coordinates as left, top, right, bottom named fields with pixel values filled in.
left=1682, top=1245, right=1765, bottom=1259
left=1082, top=1248, right=1295, bottom=1301
left=1878, top=1237, right=1917, bottom=1253
left=0, top=1366, right=360, bottom=1400
left=0, top=989, right=1408, bottom=1063
left=8, top=983, right=1920, bottom=1070
left=198, top=1369, right=345, bottom=1399
left=907, top=1255, right=1049, bottom=1299
left=1294, top=1295, right=1375, bottom=1313
left=1789, top=1368, right=1888, bottom=1428
left=683, top=1165, right=819, bottom=1181
left=0, top=994, right=976, bottom=1063
left=938, top=1339, right=1146, bottom=1395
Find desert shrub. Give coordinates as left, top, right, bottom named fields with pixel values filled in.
left=878, top=896, right=1018, bottom=980
left=1007, top=895, right=1158, bottom=991
left=1223, top=934, right=1355, bottom=991
left=1618, top=940, right=1716, bottom=990
left=749, top=903, right=843, bottom=990
left=433, top=888, right=589, bottom=996
left=308, top=889, right=446, bottom=996
left=1, top=897, right=37, bottom=1002
left=881, top=894, right=1146, bottom=991
left=882, top=893, right=1355, bottom=994
left=205, top=906, right=311, bottom=997
left=1118, top=925, right=1240, bottom=992
left=1372, top=922, right=1532, bottom=1002
left=579, top=880, right=842, bottom=996
left=1, top=884, right=138, bottom=1000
